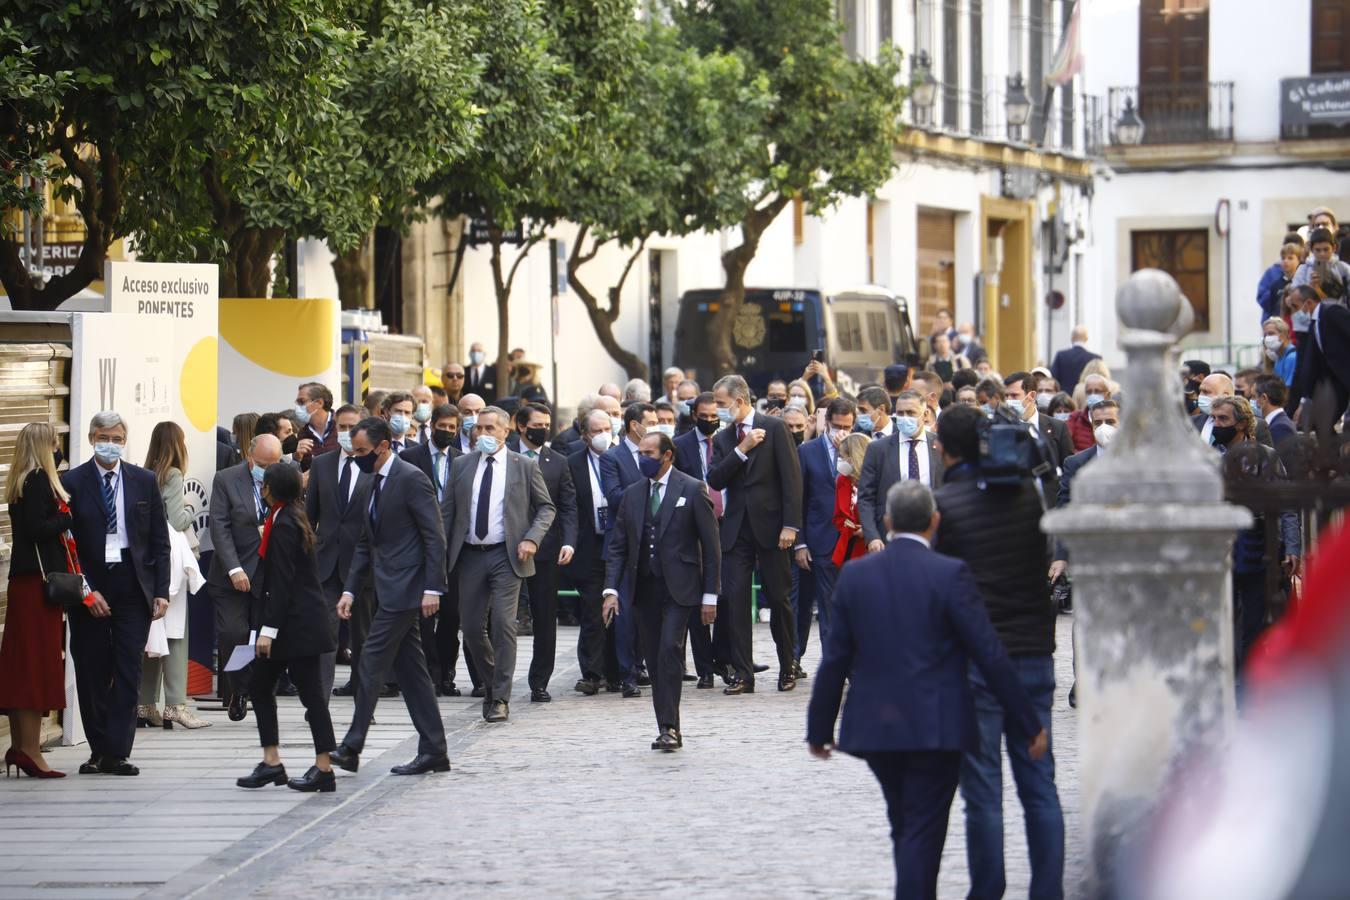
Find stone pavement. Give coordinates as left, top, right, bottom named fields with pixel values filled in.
left=1, top=617, right=1079, bottom=899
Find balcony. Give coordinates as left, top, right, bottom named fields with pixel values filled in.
left=1105, top=82, right=1233, bottom=146
left=906, top=80, right=1105, bottom=159
left=1279, top=73, right=1350, bottom=141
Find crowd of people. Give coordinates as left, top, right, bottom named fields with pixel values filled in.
left=3, top=251, right=1345, bottom=895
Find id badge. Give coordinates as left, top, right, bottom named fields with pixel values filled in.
left=105, top=533, right=122, bottom=565
left=597, top=505, right=610, bottom=532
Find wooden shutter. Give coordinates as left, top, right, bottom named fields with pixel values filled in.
left=1312, top=0, right=1350, bottom=73
left=916, top=210, right=956, bottom=338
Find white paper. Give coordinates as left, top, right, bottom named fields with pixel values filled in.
left=223, top=643, right=256, bottom=672
left=676, top=497, right=687, bottom=507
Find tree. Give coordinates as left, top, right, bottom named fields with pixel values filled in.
left=0, top=22, right=70, bottom=245
left=668, top=0, right=907, bottom=374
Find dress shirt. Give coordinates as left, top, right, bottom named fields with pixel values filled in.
left=227, top=467, right=266, bottom=578
left=586, top=449, right=607, bottom=533
left=872, top=417, right=894, bottom=440
left=520, top=442, right=573, bottom=555
left=1264, top=407, right=1282, bottom=426
left=888, top=532, right=932, bottom=549
left=1200, top=415, right=1215, bottom=445
left=467, top=445, right=508, bottom=545
left=98, top=460, right=130, bottom=552
left=899, top=431, right=932, bottom=486
left=624, top=436, right=641, bottom=468
left=604, top=467, right=717, bottom=607
left=339, top=451, right=360, bottom=502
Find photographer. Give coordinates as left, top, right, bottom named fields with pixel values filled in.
left=931, top=404, right=1063, bottom=899
left=1292, top=227, right=1350, bottom=300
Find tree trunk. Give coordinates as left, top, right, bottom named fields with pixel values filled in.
left=708, top=195, right=792, bottom=375
left=487, top=233, right=512, bottom=398
left=224, top=225, right=282, bottom=297
left=333, top=238, right=371, bottom=309
left=567, top=225, right=648, bottom=381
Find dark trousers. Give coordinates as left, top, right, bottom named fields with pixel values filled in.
left=576, top=547, right=619, bottom=683
left=68, top=561, right=150, bottom=761
left=434, top=579, right=482, bottom=689
left=527, top=556, right=561, bottom=691
left=634, top=575, right=695, bottom=732
left=687, top=616, right=715, bottom=677
left=318, top=575, right=345, bottom=697
left=341, top=605, right=446, bottom=757
left=1232, top=570, right=1268, bottom=671
left=248, top=654, right=336, bottom=754
left=208, top=579, right=253, bottom=700
left=720, top=525, right=795, bottom=684
left=862, top=750, right=962, bottom=900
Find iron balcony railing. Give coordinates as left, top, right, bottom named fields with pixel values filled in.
left=1106, top=81, right=1234, bottom=146
left=906, top=81, right=1105, bottom=158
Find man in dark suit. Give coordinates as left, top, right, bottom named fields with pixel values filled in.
left=807, top=480, right=1046, bottom=899
left=603, top=432, right=720, bottom=750
left=672, top=392, right=727, bottom=688
left=858, top=390, right=945, bottom=553
left=62, top=411, right=171, bottom=776
left=444, top=406, right=556, bottom=722
left=599, top=401, right=656, bottom=695
left=707, top=374, right=803, bottom=693
left=1285, top=290, right=1350, bottom=425
left=514, top=403, right=578, bottom=702
left=380, top=391, right=416, bottom=455
left=1192, top=373, right=1274, bottom=447
left=331, top=417, right=450, bottom=777
left=1048, top=325, right=1101, bottom=394
left=207, top=432, right=282, bottom=718
left=569, top=410, right=624, bottom=694
left=303, top=404, right=372, bottom=697
left=1253, top=375, right=1297, bottom=450
left=464, top=342, right=499, bottom=403
left=794, top=397, right=856, bottom=661
left=292, top=382, right=340, bottom=472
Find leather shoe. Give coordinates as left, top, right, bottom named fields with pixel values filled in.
left=332, top=681, right=356, bottom=697
left=391, top=753, right=451, bottom=776
left=484, top=700, right=508, bottom=723
left=276, top=675, right=299, bottom=697
left=605, top=681, right=622, bottom=693
left=574, top=678, right=599, bottom=696
left=753, top=662, right=770, bottom=674
left=470, top=685, right=486, bottom=698
left=78, top=755, right=101, bottom=775
left=288, top=765, right=336, bottom=792
left=237, top=762, right=287, bottom=789
left=438, top=680, right=462, bottom=697
left=227, top=692, right=247, bottom=722
left=99, top=757, right=140, bottom=776
left=681, top=672, right=697, bottom=682
left=723, top=680, right=754, bottom=696
left=530, top=688, right=551, bottom=703
left=635, top=669, right=652, bottom=687
left=778, top=672, right=797, bottom=692
left=793, top=661, right=809, bottom=680
left=329, top=745, right=360, bottom=773
left=518, top=619, right=534, bottom=636
left=621, top=682, right=641, bottom=698
left=650, top=728, right=682, bottom=751
left=696, top=675, right=715, bottom=690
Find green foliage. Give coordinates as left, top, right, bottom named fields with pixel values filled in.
left=0, top=20, right=70, bottom=234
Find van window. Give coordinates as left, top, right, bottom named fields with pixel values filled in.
left=866, top=311, right=889, bottom=351
left=836, top=312, right=863, bottom=352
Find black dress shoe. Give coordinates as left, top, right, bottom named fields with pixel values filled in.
left=391, top=753, right=451, bottom=776
left=227, top=692, right=247, bottom=722
left=558, top=612, right=579, bottom=627
left=237, top=762, right=287, bottom=789
left=605, top=681, right=622, bottom=693
left=650, top=728, right=682, bottom=751
left=778, top=672, right=797, bottom=692
left=276, top=674, right=299, bottom=697
left=379, top=683, right=400, bottom=698
left=332, top=681, right=356, bottom=697
left=518, top=620, right=534, bottom=636
left=288, top=765, right=336, bottom=792
left=696, top=675, right=714, bottom=690
left=575, top=678, right=599, bottom=696
left=530, top=688, right=551, bottom=703
left=635, top=669, right=652, bottom=687
left=329, top=745, right=360, bottom=773
left=99, top=757, right=140, bottom=776
left=78, top=755, right=101, bottom=775
left=471, top=685, right=486, bottom=698
left=484, top=700, right=508, bottom=723
left=793, top=661, right=809, bottom=680
left=681, top=672, right=697, bottom=682
left=753, top=663, right=770, bottom=674
left=723, top=680, right=754, bottom=696
left=438, top=680, right=462, bottom=697
left=337, top=647, right=353, bottom=665
left=621, top=682, right=641, bottom=698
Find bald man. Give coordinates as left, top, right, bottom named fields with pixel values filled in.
left=457, top=393, right=486, bottom=455
left=1049, top=325, right=1101, bottom=395
left=1191, top=373, right=1274, bottom=448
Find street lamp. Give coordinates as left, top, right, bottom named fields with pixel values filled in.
left=911, top=50, right=937, bottom=118
left=1115, top=96, right=1146, bottom=146
left=1006, top=73, right=1032, bottom=136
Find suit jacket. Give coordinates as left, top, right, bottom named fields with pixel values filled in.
left=207, top=462, right=267, bottom=591
left=259, top=506, right=338, bottom=660
left=604, top=468, right=720, bottom=607
left=706, top=413, right=803, bottom=551
left=1049, top=345, right=1101, bottom=394
left=568, top=448, right=609, bottom=571
left=61, top=459, right=170, bottom=610
left=519, top=445, right=577, bottom=559
left=1036, top=413, right=1075, bottom=470
left=464, top=362, right=499, bottom=403
left=1286, top=302, right=1350, bottom=417
left=1190, top=412, right=1274, bottom=448
left=673, top=427, right=712, bottom=483
left=305, top=449, right=373, bottom=586
left=401, top=441, right=460, bottom=498
left=1266, top=409, right=1297, bottom=446
left=344, top=456, right=447, bottom=610
left=798, top=435, right=842, bottom=557
left=1053, top=445, right=1101, bottom=562
left=806, top=538, right=1041, bottom=753
left=856, top=430, right=944, bottom=546
left=445, top=449, right=556, bottom=579
left=599, top=439, right=644, bottom=517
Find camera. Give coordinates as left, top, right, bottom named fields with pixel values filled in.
left=976, top=405, right=1053, bottom=488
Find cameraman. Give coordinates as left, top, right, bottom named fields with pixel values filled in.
left=932, top=404, right=1063, bottom=899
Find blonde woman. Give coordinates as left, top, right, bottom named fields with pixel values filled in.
left=1, top=423, right=74, bottom=777
left=1071, top=358, right=1116, bottom=409
left=787, top=379, right=818, bottom=438
left=139, top=422, right=209, bottom=729
left=831, top=433, right=871, bottom=568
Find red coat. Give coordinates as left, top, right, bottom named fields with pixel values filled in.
left=831, top=474, right=867, bottom=567
left=1067, top=408, right=1095, bottom=453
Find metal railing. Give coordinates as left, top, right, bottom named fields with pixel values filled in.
left=1106, top=82, right=1234, bottom=146
left=907, top=82, right=1105, bottom=158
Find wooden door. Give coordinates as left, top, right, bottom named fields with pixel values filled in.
left=1138, top=0, right=1209, bottom=142
left=1312, top=0, right=1350, bottom=73
left=917, top=210, right=956, bottom=337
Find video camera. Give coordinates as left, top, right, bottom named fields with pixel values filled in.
left=976, top=405, right=1053, bottom=489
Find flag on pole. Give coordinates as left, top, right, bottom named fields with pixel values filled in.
left=1046, top=0, right=1083, bottom=87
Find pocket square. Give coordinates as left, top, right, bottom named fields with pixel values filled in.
left=676, top=496, right=687, bottom=508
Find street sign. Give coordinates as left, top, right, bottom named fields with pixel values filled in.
left=1280, top=74, right=1350, bottom=129
left=467, top=217, right=525, bottom=246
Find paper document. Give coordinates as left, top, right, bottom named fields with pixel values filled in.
left=223, top=643, right=257, bottom=672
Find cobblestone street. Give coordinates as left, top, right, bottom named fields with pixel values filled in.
left=3, top=617, right=1078, bottom=899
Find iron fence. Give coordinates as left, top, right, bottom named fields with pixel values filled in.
left=1106, top=82, right=1234, bottom=146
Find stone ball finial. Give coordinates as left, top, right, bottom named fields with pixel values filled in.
left=1117, top=268, right=1193, bottom=336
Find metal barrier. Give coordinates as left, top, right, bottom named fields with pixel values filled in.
left=1175, top=342, right=1262, bottom=372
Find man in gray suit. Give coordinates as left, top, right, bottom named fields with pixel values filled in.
left=858, top=390, right=945, bottom=552
left=330, top=417, right=450, bottom=776
left=207, top=433, right=281, bottom=719
left=445, top=406, right=555, bottom=723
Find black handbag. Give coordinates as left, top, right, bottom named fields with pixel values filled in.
left=36, top=534, right=89, bottom=610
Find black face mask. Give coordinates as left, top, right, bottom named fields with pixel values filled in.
left=764, top=397, right=786, bottom=411
left=431, top=429, right=455, bottom=450
left=281, top=434, right=300, bottom=455
left=695, top=418, right=720, bottom=437
left=353, top=450, right=379, bottom=474
left=1211, top=425, right=1238, bottom=446
left=790, top=430, right=805, bottom=446
left=1184, top=396, right=1199, bottom=415
left=524, top=426, right=549, bottom=448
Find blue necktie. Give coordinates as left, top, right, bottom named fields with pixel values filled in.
left=101, top=470, right=117, bottom=534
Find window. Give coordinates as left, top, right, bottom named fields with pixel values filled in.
left=836, top=312, right=864, bottom=352
left=878, top=0, right=893, bottom=46
left=970, top=0, right=984, bottom=134
left=1131, top=229, right=1210, bottom=330
left=1312, top=0, right=1350, bottom=73
left=838, top=0, right=860, bottom=59
left=943, top=0, right=960, bottom=129
left=866, top=311, right=890, bottom=351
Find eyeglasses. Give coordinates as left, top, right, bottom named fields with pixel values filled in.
left=444, top=372, right=465, bottom=380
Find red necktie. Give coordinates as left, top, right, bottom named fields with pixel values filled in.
left=705, top=437, right=723, bottom=518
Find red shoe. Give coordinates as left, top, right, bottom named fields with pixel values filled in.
left=3, top=748, right=15, bottom=777
left=13, top=751, right=65, bottom=779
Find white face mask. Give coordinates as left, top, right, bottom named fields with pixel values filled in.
left=653, top=423, right=675, bottom=438
left=837, top=460, right=854, bottom=478
left=1093, top=423, right=1118, bottom=448
left=590, top=432, right=612, bottom=454
left=1263, top=334, right=1282, bottom=351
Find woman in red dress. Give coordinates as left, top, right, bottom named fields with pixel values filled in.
left=831, top=433, right=872, bottom=568
left=1, top=423, right=74, bottom=778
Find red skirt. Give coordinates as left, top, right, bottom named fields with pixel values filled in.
left=0, top=574, right=67, bottom=713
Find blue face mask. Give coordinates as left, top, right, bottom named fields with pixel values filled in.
left=389, top=414, right=411, bottom=437
left=1196, top=395, right=1214, bottom=416
left=716, top=407, right=733, bottom=425
left=675, top=400, right=691, bottom=419
left=93, top=442, right=123, bottom=465
left=462, top=415, right=477, bottom=433
left=251, top=463, right=266, bottom=485
left=294, top=402, right=312, bottom=426
left=982, top=403, right=998, bottom=417
left=1053, top=411, right=1072, bottom=422
left=476, top=435, right=499, bottom=455
left=1085, top=392, right=1106, bottom=408
left=414, top=402, right=432, bottom=423
left=1292, top=310, right=1312, bottom=332
left=337, top=431, right=353, bottom=453
left=637, top=455, right=664, bottom=479
left=469, top=350, right=485, bottom=366
left=855, top=414, right=874, bottom=433
left=895, top=416, right=920, bottom=438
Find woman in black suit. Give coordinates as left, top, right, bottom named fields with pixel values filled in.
left=236, top=464, right=338, bottom=793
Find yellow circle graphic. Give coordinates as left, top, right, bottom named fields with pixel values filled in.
left=180, top=336, right=219, bottom=433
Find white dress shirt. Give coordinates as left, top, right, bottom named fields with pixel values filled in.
left=1200, top=415, right=1215, bottom=445
left=604, top=466, right=717, bottom=606
left=1265, top=407, right=1282, bottom=426
left=97, top=460, right=129, bottom=557
left=888, top=532, right=931, bottom=549
left=623, top=436, right=642, bottom=469
left=586, top=449, right=608, bottom=533
left=342, top=452, right=440, bottom=602
left=897, top=431, right=933, bottom=486
left=467, top=445, right=508, bottom=545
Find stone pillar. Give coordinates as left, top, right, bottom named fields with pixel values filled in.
left=1041, top=269, right=1252, bottom=896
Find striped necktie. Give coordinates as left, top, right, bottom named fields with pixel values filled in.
left=101, top=470, right=117, bottom=534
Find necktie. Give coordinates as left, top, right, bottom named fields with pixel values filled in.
left=101, top=470, right=117, bottom=534
left=649, top=481, right=662, bottom=518
left=475, top=456, right=495, bottom=540
left=737, top=423, right=746, bottom=444
left=908, top=439, right=920, bottom=481
left=526, top=449, right=537, bottom=459
left=432, top=452, right=444, bottom=500
left=338, top=456, right=353, bottom=510
left=705, top=438, right=723, bottom=517
left=369, top=473, right=385, bottom=526
left=391, top=440, right=403, bottom=456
